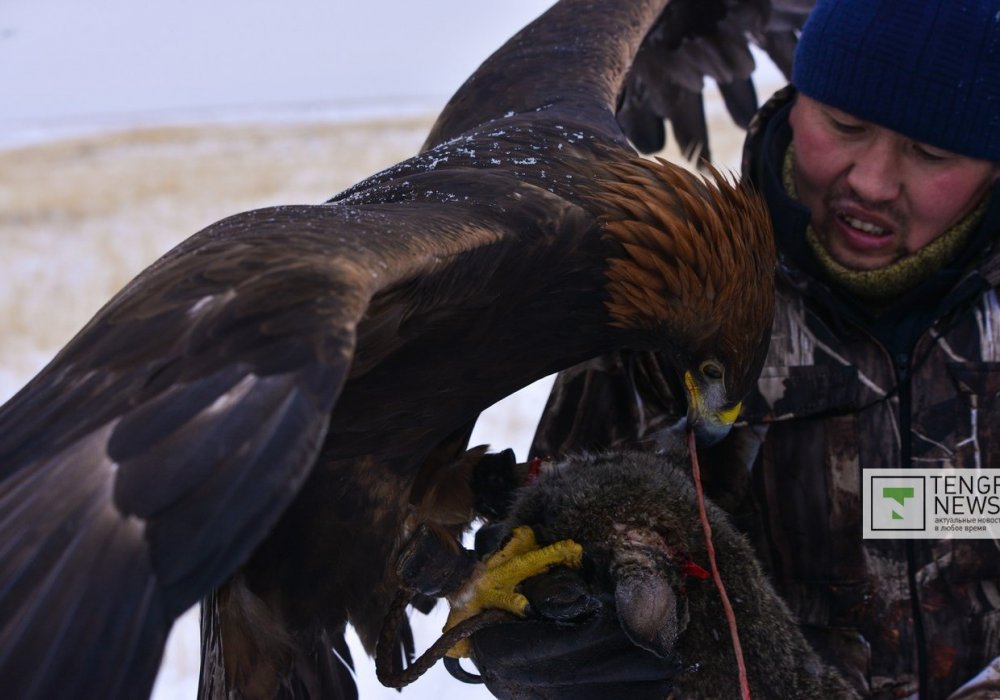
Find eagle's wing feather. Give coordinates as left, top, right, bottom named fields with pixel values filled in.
left=423, top=0, right=670, bottom=150
left=424, top=0, right=814, bottom=162
left=0, top=182, right=597, bottom=698
left=0, top=211, right=358, bottom=697
left=616, top=0, right=814, bottom=160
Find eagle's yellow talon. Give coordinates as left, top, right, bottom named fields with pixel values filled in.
left=443, top=526, right=583, bottom=658
left=484, top=526, right=538, bottom=567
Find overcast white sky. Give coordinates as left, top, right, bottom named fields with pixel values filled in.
left=0, top=0, right=555, bottom=129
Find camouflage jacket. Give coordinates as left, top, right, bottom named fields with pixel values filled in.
left=531, top=88, right=1000, bottom=699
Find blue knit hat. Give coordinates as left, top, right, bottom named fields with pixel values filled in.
left=792, top=0, right=1000, bottom=161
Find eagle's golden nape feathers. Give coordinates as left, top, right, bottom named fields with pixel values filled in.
left=592, top=156, right=775, bottom=441
left=597, top=157, right=773, bottom=336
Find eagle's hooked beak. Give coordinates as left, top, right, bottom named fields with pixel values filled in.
left=683, top=370, right=741, bottom=446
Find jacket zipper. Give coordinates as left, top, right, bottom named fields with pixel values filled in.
left=894, top=350, right=928, bottom=697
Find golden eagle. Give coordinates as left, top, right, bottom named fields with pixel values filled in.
left=0, top=0, right=800, bottom=697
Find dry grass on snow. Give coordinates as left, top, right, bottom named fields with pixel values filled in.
left=0, top=116, right=433, bottom=399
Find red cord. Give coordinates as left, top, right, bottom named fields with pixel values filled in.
left=527, top=457, right=544, bottom=483
left=688, top=430, right=751, bottom=700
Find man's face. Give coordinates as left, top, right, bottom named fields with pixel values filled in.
left=789, top=95, right=1000, bottom=271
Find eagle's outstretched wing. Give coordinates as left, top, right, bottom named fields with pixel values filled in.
left=616, top=0, right=813, bottom=160
left=425, top=0, right=814, bottom=163
left=422, top=0, right=666, bottom=151
left=0, top=209, right=350, bottom=696
left=0, top=180, right=602, bottom=698
left=0, top=1, right=776, bottom=698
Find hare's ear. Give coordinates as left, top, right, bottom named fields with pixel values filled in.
left=613, top=542, right=688, bottom=658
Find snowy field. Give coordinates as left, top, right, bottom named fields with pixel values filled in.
left=0, top=1, right=785, bottom=697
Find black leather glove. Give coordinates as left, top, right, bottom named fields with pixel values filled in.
left=463, top=556, right=680, bottom=699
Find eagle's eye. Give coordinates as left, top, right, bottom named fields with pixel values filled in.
left=699, top=360, right=724, bottom=381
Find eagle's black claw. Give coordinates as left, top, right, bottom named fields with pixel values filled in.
left=444, top=656, right=485, bottom=684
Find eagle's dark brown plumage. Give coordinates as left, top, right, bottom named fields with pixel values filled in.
left=616, top=0, right=814, bottom=160
left=0, top=1, right=779, bottom=698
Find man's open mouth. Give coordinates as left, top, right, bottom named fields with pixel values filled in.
left=839, top=212, right=889, bottom=236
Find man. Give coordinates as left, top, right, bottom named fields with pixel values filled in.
left=472, top=0, right=1000, bottom=697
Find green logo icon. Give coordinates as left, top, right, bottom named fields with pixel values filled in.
left=883, top=486, right=915, bottom=520
left=867, top=474, right=927, bottom=535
